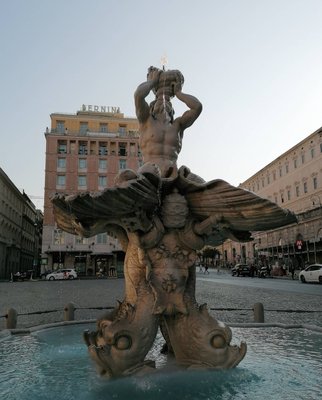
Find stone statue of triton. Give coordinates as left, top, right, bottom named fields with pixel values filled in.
left=52, top=66, right=297, bottom=379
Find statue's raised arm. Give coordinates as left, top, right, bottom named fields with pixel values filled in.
left=174, top=88, right=202, bottom=131
left=135, top=66, right=202, bottom=179
left=134, top=66, right=162, bottom=123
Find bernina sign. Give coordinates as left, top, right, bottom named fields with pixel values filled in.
left=81, top=104, right=120, bottom=113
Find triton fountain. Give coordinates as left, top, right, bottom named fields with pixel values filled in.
left=52, top=66, right=297, bottom=379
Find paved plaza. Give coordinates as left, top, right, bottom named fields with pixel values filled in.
left=1, top=270, right=322, bottom=330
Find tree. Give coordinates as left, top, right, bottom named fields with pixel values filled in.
left=198, top=246, right=221, bottom=267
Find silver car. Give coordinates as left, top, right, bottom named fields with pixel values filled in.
left=46, top=268, right=78, bottom=280
left=299, top=264, right=322, bottom=283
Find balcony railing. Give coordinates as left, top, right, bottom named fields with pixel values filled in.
left=48, top=129, right=138, bottom=138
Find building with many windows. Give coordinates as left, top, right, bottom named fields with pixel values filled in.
left=42, top=105, right=141, bottom=276
left=0, top=168, right=43, bottom=280
left=219, top=127, right=322, bottom=270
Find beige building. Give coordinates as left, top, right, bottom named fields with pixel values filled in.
left=0, top=168, right=43, bottom=279
left=219, top=127, right=322, bottom=270
left=42, top=105, right=141, bottom=276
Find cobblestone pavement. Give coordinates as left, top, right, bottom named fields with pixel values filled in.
left=196, top=273, right=322, bottom=327
left=1, top=270, right=321, bottom=329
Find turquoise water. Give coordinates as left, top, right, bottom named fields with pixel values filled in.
left=0, top=324, right=321, bottom=400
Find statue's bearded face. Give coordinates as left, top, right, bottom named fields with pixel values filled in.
left=161, top=195, right=189, bottom=228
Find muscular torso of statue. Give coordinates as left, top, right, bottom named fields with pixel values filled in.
left=139, top=116, right=182, bottom=178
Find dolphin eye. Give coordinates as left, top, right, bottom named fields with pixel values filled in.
left=115, top=335, right=132, bottom=350
left=211, top=335, right=226, bottom=349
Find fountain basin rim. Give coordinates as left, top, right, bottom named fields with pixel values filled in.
left=1, top=319, right=322, bottom=341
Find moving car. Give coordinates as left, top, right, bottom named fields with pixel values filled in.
left=299, top=264, right=322, bottom=283
left=46, top=269, right=78, bottom=281
left=231, top=264, right=250, bottom=277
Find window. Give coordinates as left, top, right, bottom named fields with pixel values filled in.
left=261, top=179, right=264, bottom=188
left=54, top=229, right=64, bottom=245
left=56, top=121, right=65, bottom=133
left=99, top=142, right=108, bottom=155
left=76, top=236, right=87, bottom=245
left=56, top=175, right=66, bottom=187
left=99, top=159, right=107, bottom=170
left=311, top=148, right=315, bottom=159
left=267, top=176, right=270, bottom=184
left=119, top=159, right=126, bottom=170
left=118, top=125, right=127, bottom=136
left=273, top=171, right=276, bottom=181
left=303, top=182, right=308, bottom=194
left=78, top=176, right=87, bottom=187
left=78, top=141, right=87, bottom=155
left=98, top=176, right=107, bottom=187
left=320, top=143, right=322, bottom=153
left=78, top=159, right=87, bottom=169
left=57, top=140, right=67, bottom=154
left=279, top=168, right=282, bottom=177
left=285, top=164, right=289, bottom=174
left=96, top=233, right=107, bottom=244
left=119, top=143, right=127, bottom=156
left=57, top=158, right=66, bottom=169
left=287, top=190, right=291, bottom=201
left=301, top=153, right=305, bottom=164
left=281, top=194, right=284, bottom=203
left=296, top=186, right=300, bottom=197
left=293, top=159, right=297, bottom=169
left=80, top=122, right=88, bottom=134
left=100, top=123, right=108, bottom=133
left=313, top=177, right=318, bottom=190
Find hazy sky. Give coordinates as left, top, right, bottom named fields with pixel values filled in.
left=1, top=0, right=322, bottom=210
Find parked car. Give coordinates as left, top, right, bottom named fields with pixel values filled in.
left=46, top=269, right=78, bottom=281
left=231, top=264, right=250, bottom=277
left=299, top=264, right=322, bottom=284
left=40, top=270, right=53, bottom=279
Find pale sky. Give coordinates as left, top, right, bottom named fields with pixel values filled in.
left=1, top=0, right=322, bottom=211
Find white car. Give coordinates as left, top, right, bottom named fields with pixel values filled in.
left=299, top=264, right=322, bottom=284
left=46, top=269, right=77, bottom=280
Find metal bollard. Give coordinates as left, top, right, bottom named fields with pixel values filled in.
left=64, top=303, right=75, bottom=321
left=6, top=308, right=18, bottom=329
left=253, top=302, right=265, bottom=323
